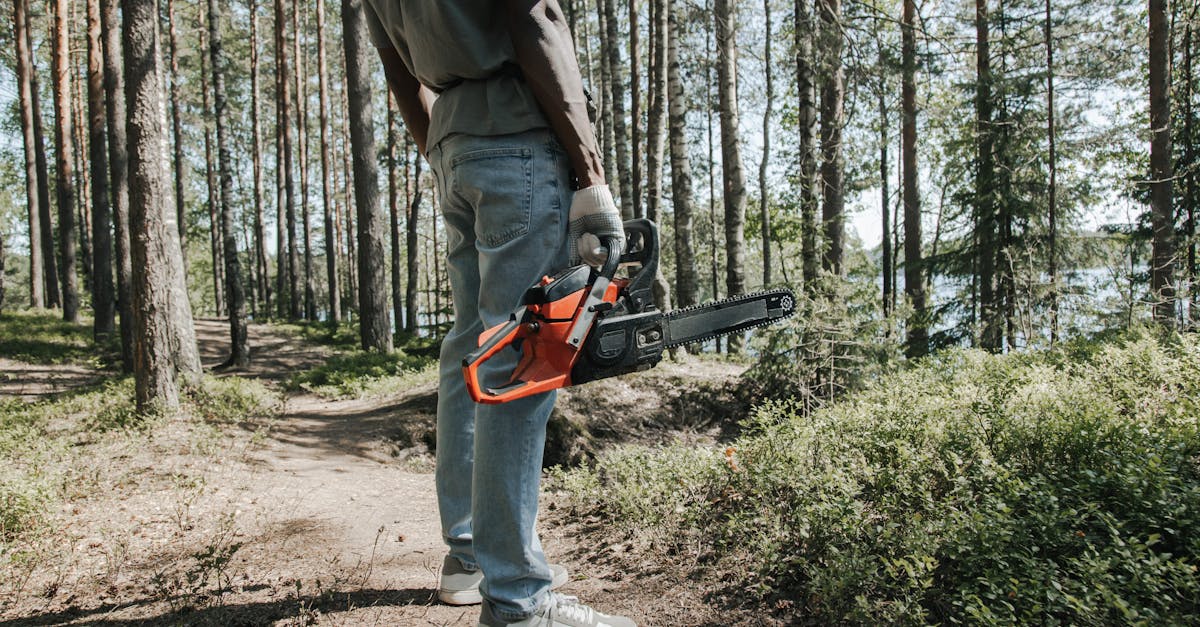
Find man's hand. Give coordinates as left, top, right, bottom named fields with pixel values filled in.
left=569, top=185, right=625, bottom=267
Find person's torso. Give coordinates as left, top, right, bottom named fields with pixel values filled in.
left=364, top=0, right=548, bottom=149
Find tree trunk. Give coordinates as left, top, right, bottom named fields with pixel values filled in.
left=295, top=0, right=316, bottom=321
left=596, top=0, right=616, bottom=189
left=975, top=0, right=1000, bottom=350
left=879, top=50, right=892, bottom=317
left=902, top=0, right=927, bottom=358
left=317, top=0, right=340, bottom=324
left=1186, top=20, right=1199, bottom=328
left=276, top=0, right=301, bottom=320
left=208, top=0, right=249, bottom=367
left=1149, top=0, right=1176, bottom=324
left=705, top=8, right=721, bottom=352
left=101, top=0, right=133, bottom=370
left=760, top=0, right=773, bottom=286
left=343, top=0, right=392, bottom=352
left=166, top=0, right=188, bottom=275
left=818, top=0, right=845, bottom=275
left=715, top=0, right=747, bottom=351
left=14, top=0, right=45, bottom=309
left=796, top=0, right=819, bottom=291
left=199, top=8, right=224, bottom=317
left=406, top=142, right=423, bottom=335
left=629, top=0, right=642, bottom=219
left=1043, top=0, right=1058, bottom=342
left=72, top=50, right=93, bottom=296
left=87, top=0, right=115, bottom=338
left=123, top=0, right=199, bottom=411
left=646, top=0, right=667, bottom=225
left=250, top=0, right=270, bottom=318
left=51, top=0, right=79, bottom=322
left=602, top=0, right=634, bottom=219
left=667, top=0, right=698, bottom=310
left=389, top=95, right=403, bottom=335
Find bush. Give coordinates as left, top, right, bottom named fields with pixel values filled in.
left=187, top=376, right=282, bottom=423
left=0, top=310, right=115, bottom=365
left=556, top=331, right=1200, bottom=624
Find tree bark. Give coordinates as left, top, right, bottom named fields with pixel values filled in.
left=796, top=0, right=819, bottom=291
left=645, top=0, right=673, bottom=313
left=87, top=0, right=115, bottom=338
left=879, top=41, right=892, bottom=317
left=123, top=0, right=199, bottom=411
left=199, top=6, right=224, bottom=317
left=208, top=0, right=249, bottom=367
left=166, top=0, right=188, bottom=275
left=596, top=0, right=616, bottom=190
left=818, top=0, right=845, bottom=276
left=389, top=94, right=403, bottom=335
left=51, top=0, right=79, bottom=322
left=295, top=0, right=316, bottom=321
left=1044, top=0, right=1058, bottom=342
left=14, top=0, right=45, bottom=309
left=406, top=140, right=423, bottom=335
left=276, top=0, right=301, bottom=320
left=101, top=0, right=133, bottom=370
left=317, top=0, right=340, bottom=324
left=1149, top=0, right=1176, bottom=324
left=975, top=0, right=1000, bottom=350
left=630, top=0, right=642, bottom=219
left=250, top=0, right=270, bottom=317
left=602, top=0, right=634, bottom=218
left=343, top=0, right=392, bottom=352
left=902, top=0, right=927, bottom=358
left=760, top=0, right=773, bottom=286
left=715, top=0, right=747, bottom=351
left=667, top=0, right=698, bottom=310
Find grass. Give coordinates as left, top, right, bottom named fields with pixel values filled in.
left=0, top=310, right=115, bottom=366
left=554, top=329, right=1200, bottom=624
left=284, top=349, right=437, bottom=399
left=0, top=376, right=280, bottom=548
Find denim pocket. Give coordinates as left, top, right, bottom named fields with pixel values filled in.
left=451, top=147, right=534, bottom=248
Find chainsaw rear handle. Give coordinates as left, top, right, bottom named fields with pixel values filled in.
left=462, top=234, right=622, bottom=404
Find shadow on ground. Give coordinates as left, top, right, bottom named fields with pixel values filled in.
left=0, top=587, right=438, bottom=626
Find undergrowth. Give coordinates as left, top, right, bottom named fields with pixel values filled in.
left=0, top=376, right=280, bottom=548
left=554, top=330, right=1200, bottom=624
left=0, top=310, right=115, bottom=365
left=285, top=350, right=436, bottom=398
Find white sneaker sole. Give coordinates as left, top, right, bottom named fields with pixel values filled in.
left=440, top=565, right=570, bottom=606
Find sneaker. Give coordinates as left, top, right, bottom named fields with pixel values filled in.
left=439, top=555, right=570, bottom=606
left=478, top=592, right=637, bottom=627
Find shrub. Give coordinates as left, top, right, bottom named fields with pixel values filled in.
left=556, top=331, right=1200, bottom=624
left=187, top=376, right=282, bottom=423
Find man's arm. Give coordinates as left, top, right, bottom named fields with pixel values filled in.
left=378, top=46, right=432, bottom=156
left=506, top=0, right=605, bottom=189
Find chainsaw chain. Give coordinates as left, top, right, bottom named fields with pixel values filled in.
left=662, top=289, right=796, bottom=348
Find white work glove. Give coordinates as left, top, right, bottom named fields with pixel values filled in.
left=568, top=185, right=625, bottom=267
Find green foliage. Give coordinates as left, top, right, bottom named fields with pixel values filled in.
left=285, top=349, right=436, bottom=399
left=186, top=376, right=282, bottom=423
left=745, top=273, right=903, bottom=414
left=274, top=320, right=364, bottom=350
left=557, top=331, right=1200, bottom=624
left=0, top=310, right=113, bottom=365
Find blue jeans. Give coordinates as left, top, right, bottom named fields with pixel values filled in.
left=427, top=128, right=572, bottom=621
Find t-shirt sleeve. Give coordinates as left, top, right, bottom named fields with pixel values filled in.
left=363, top=0, right=391, bottom=49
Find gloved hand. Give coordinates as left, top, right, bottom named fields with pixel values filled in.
left=568, top=185, right=625, bottom=267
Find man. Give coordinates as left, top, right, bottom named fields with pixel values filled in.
left=362, top=1, right=635, bottom=626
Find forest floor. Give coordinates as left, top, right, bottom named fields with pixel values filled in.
left=0, top=318, right=750, bottom=626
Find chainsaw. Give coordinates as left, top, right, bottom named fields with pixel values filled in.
left=462, top=219, right=796, bottom=404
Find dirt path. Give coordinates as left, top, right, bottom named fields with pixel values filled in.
left=3, top=320, right=720, bottom=626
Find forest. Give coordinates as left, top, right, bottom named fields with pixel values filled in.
left=1, top=0, right=1199, bottom=624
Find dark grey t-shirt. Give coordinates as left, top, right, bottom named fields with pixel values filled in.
left=363, top=0, right=548, bottom=150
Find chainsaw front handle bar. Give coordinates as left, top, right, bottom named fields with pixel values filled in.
left=462, top=235, right=623, bottom=404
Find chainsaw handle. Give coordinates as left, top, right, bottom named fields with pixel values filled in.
left=463, top=317, right=521, bottom=371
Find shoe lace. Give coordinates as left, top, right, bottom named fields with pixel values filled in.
left=550, top=593, right=596, bottom=624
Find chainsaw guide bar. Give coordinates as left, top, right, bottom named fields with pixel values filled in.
left=462, top=219, right=796, bottom=404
